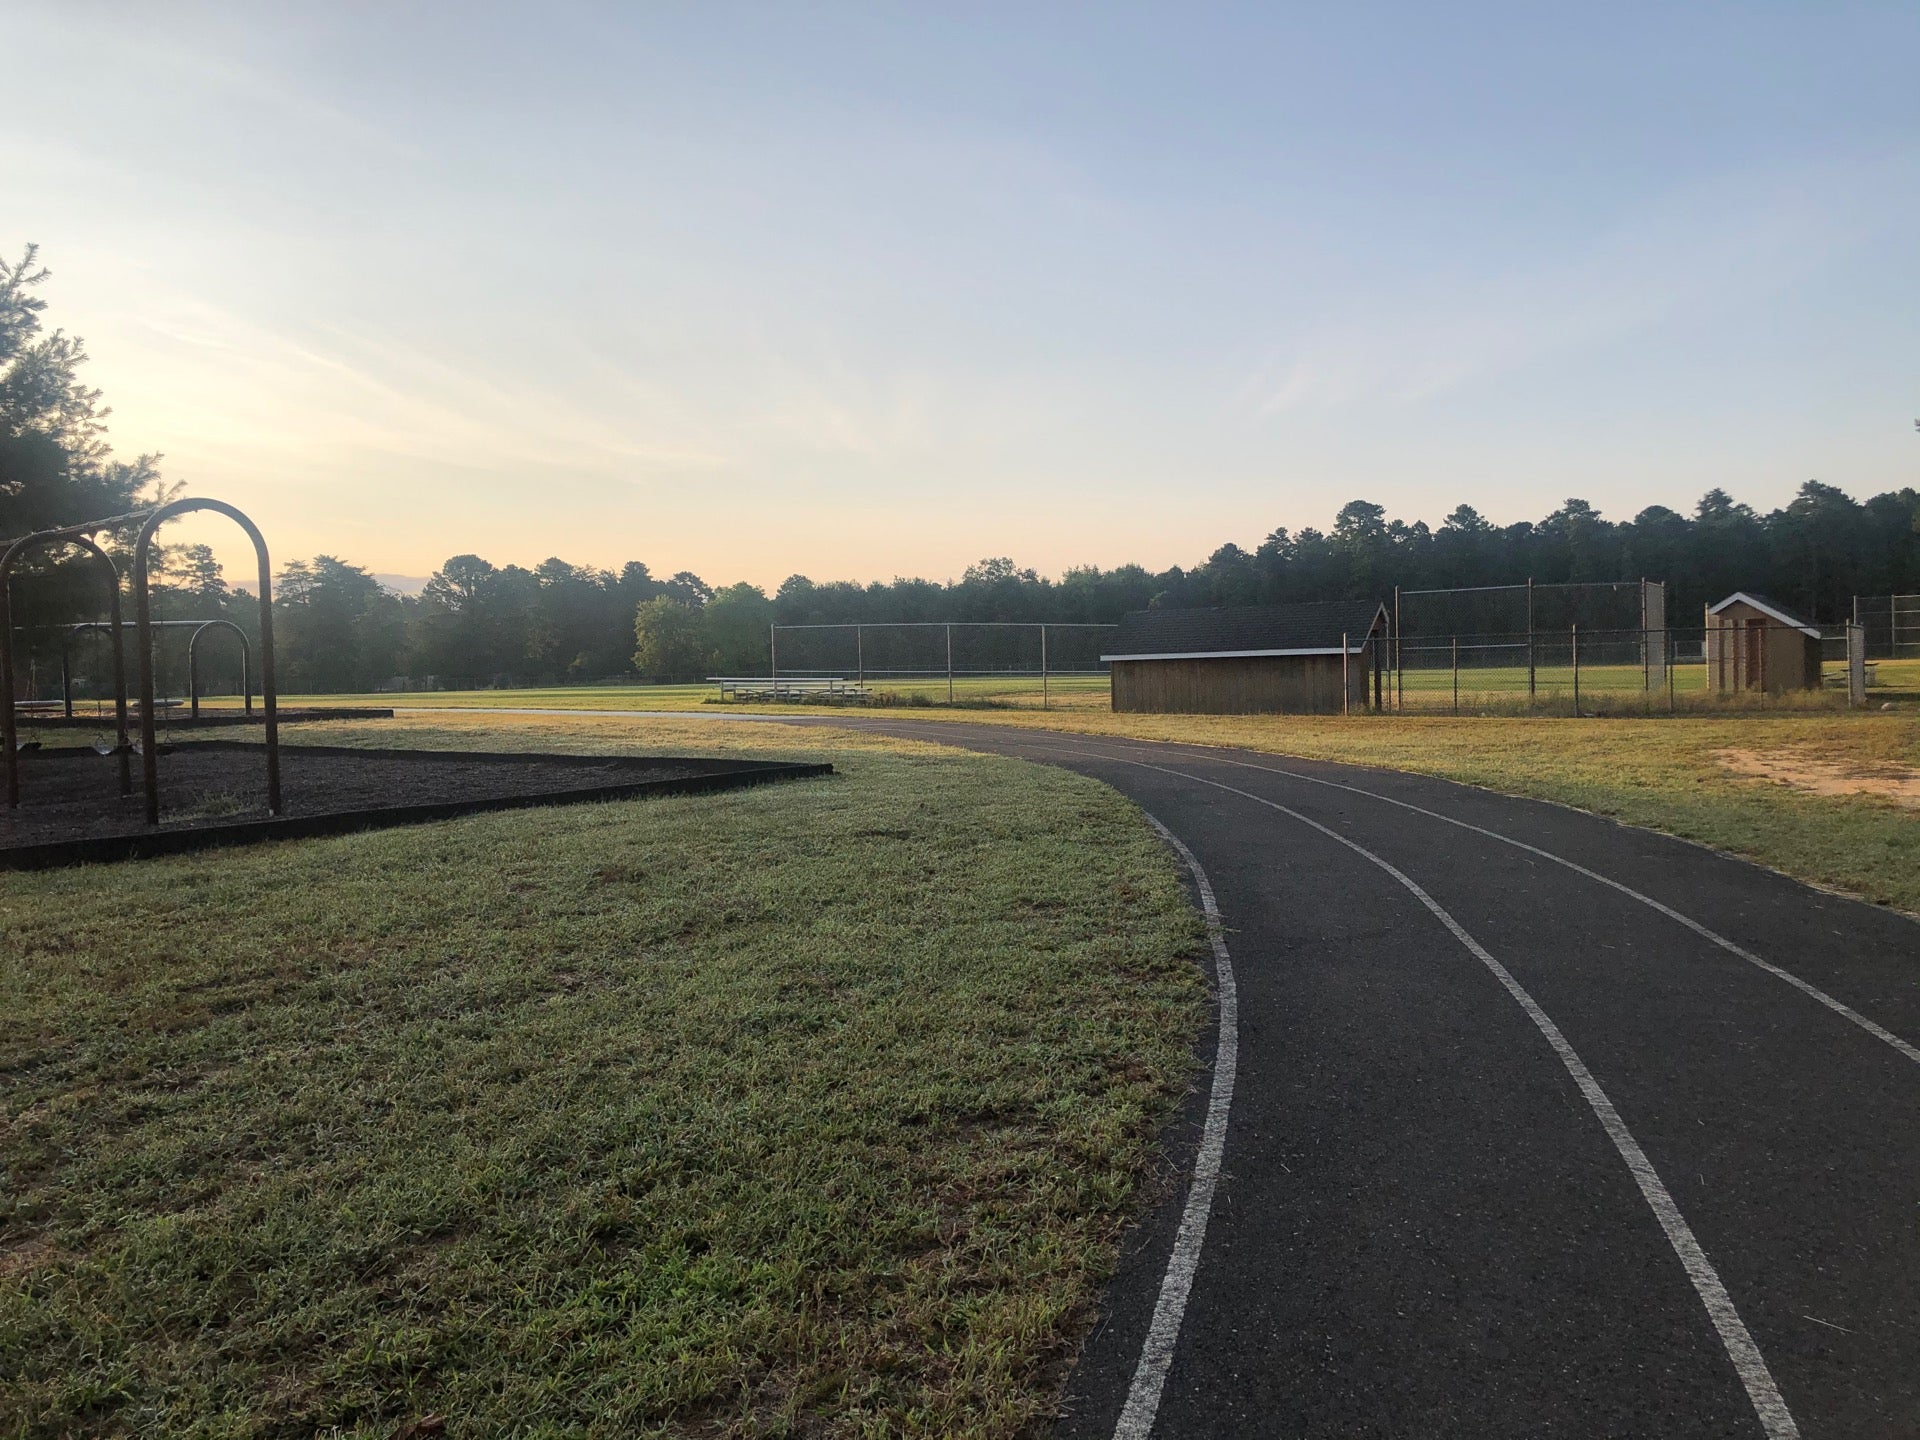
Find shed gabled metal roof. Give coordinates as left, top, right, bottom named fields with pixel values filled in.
left=1102, top=600, right=1389, bottom=662
left=1707, top=592, right=1820, bottom=638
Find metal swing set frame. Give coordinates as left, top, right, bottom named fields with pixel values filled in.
left=1, top=497, right=281, bottom=824
left=61, top=618, right=255, bottom=721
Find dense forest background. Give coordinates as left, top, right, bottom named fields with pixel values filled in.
left=14, top=480, right=1911, bottom=692
left=6, top=245, right=1918, bottom=692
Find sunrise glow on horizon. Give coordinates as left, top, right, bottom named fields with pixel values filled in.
left=7, top=3, right=1916, bottom=590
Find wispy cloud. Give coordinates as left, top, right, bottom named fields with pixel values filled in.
left=15, top=9, right=421, bottom=163
left=99, top=282, right=735, bottom=479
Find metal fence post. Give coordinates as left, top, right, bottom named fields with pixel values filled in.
left=1041, top=624, right=1049, bottom=710
left=1394, top=586, right=1403, bottom=711
left=856, top=624, right=863, bottom=691
left=946, top=623, right=953, bottom=705
left=1342, top=633, right=1351, bottom=717
left=769, top=623, right=778, bottom=694
left=1527, top=577, right=1536, bottom=701
left=1571, top=622, right=1580, bottom=715
left=1452, top=635, right=1459, bottom=716
left=1669, top=629, right=1676, bottom=713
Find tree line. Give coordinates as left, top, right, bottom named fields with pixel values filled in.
left=124, top=478, right=1908, bottom=691
left=7, top=243, right=1917, bottom=693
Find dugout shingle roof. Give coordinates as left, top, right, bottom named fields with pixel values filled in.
left=1707, top=592, right=1820, bottom=637
left=1103, top=600, right=1389, bottom=661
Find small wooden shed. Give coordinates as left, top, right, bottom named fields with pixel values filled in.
left=1704, top=593, right=1822, bottom=694
left=1104, top=600, right=1390, bottom=714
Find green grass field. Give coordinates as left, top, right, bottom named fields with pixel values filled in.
left=8, top=686, right=1914, bottom=1434
left=1394, top=655, right=1920, bottom=711
left=2, top=719, right=1205, bottom=1438
left=156, top=644, right=1920, bottom=911
left=1033, top=710, right=1920, bottom=912
left=183, top=675, right=1114, bottom=714
left=163, top=654, right=1916, bottom=721
left=527, top=704, right=1920, bottom=912
left=168, top=647, right=1918, bottom=913
left=201, top=697, right=1918, bottom=915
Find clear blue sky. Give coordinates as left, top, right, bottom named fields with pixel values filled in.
left=7, top=2, right=1917, bottom=587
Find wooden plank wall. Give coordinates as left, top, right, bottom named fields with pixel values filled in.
left=1111, top=651, right=1368, bottom=714
left=1703, top=602, right=1822, bottom=693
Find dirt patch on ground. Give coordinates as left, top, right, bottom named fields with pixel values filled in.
left=1715, top=748, right=1920, bottom=810
left=0, top=1234, right=60, bottom=1279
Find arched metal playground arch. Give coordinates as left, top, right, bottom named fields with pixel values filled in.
left=2, top=496, right=280, bottom=823
left=62, top=618, right=253, bottom=721
left=0, top=531, right=130, bottom=800
left=60, top=622, right=126, bottom=719
left=186, top=619, right=252, bottom=719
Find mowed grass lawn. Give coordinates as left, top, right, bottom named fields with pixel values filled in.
left=244, top=675, right=1116, bottom=714
left=281, top=703, right=1919, bottom=914
left=235, top=655, right=1920, bottom=716
left=1, top=720, right=1205, bottom=1438
left=241, top=698, right=1920, bottom=914
left=899, top=708, right=1920, bottom=914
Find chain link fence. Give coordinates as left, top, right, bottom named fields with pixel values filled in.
left=1390, top=622, right=1895, bottom=713
left=762, top=621, right=1116, bottom=709
left=1853, top=595, right=1920, bottom=659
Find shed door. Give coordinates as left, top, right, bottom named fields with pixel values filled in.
left=1742, top=620, right=1765, bottom=690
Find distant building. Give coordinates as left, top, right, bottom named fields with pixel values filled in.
left=1104, top=600, right=1389, bottom=714
left=1704, top=593, right=1822, bottom=693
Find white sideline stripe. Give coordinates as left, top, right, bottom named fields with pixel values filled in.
left=1113, top=813, right=1240, bottom=1440
left=1078, top=753, right=1800, bottom=1440
left=1111, top=741, right=1920, bottom=1068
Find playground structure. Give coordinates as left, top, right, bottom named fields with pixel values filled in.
left=60, top=618, right=254, bottom=720
left=1, top=497, right=280, bottom=823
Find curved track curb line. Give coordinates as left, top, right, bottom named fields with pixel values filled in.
left=1113, top=813, right=1240, bottom=1440
left=1073, top=751, right=1801, bottom=1440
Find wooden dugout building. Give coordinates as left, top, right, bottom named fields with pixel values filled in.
left=1704, top=593, right=1823, bottom=694
left=1104, top=600, right=1391, bottom=714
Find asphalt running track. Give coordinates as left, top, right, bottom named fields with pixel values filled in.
left=407, top=709, right=1920, bottom=1435
left=797, top=719, right=1920, bottom=1440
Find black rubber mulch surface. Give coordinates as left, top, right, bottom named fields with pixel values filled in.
left=1, top=742, right=827, bottom=868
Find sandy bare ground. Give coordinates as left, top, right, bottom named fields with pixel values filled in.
left=1716, top=747, right=1920, bottom=809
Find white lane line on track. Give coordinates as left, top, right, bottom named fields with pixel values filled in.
left=1076, top=752, right=1800, bottom=1440
left=1081, top=736, right=1920, bottom=1068
left=1113, top=814, right=1240, bottom=1440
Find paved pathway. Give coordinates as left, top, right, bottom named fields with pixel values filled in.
left=829, top=720, right=1920, bottom=1439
